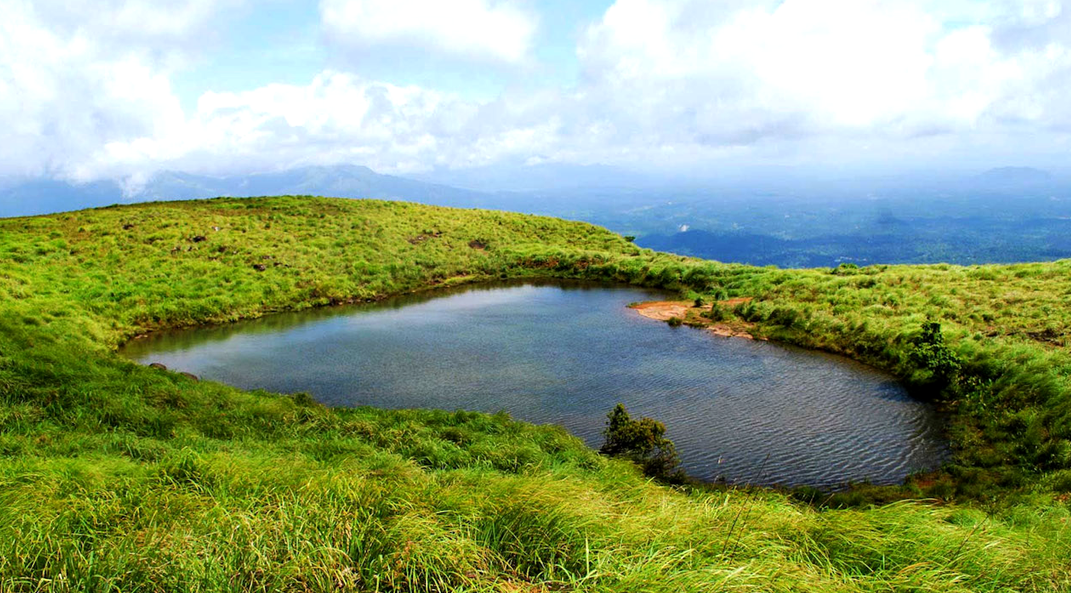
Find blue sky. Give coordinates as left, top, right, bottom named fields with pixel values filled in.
left=170, top=3, right=328, bottom=106
left=2, top=0, right=1070, bottom=184
left=173, top=0, right=616, bottom=106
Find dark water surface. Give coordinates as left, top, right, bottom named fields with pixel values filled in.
left=121, top=281, right=948, bottom=488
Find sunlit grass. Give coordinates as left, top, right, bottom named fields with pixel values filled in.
left=1, top=196, right=1070, bottom=591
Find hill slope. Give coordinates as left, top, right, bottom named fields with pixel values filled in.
left=1, top=196, right=1069, bottom=591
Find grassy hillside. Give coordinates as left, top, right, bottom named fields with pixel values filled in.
left=1, top=196, right=1069, bottom=591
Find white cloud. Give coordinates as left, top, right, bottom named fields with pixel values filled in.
left=23, top=0, right=246, bottom=64
left=0, top=0, right=557, bottom=181
left=2, top=0, right=1071, bottom=185
left=575, top=0, right=1071, bottom=152
left=82, top=72, right=563, bottom=177
left=320, top=0, right=537, bottom=64
left=30, top=0, right=241, bottom=40
left=0, top=0, right=191, bottom=179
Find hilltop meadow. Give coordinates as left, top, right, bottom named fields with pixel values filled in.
left=1, top=196, right=1070, bottom=591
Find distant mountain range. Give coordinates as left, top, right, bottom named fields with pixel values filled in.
left=970, top=166, right=1053, bottom=190
left=2, top=164, right=1064, bottom=219
left=4, top=163, right=1070, bottom=267
left=411, top=162, right=663, bottom=193
left=0, top=165, right=497, bottom=218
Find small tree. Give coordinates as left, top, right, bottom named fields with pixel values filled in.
left=600, top=404, right=682, bottom=481
left=911, top=321, right=961, bottom=391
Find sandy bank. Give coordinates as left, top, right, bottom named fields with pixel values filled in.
left=630, top=299, right=760, bottom=340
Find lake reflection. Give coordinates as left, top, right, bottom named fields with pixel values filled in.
left=121, top=280, right=948, bottom=488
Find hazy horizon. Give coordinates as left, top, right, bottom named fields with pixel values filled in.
left=3, top=0, right=1070, bottom=196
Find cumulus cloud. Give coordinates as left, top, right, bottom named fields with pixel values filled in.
left=81, top=72, right=567, bottom=178
left=576, top=0, right=1071, bottom=151
left=27, top=0, right=244, bottom=48
left=0, top=0, right=192, bottom=180
left=0, top=0, right=555, bottom=181
left=320, top=0, right=537, bottom=64
left=2, top=0, right=1070, bottom=183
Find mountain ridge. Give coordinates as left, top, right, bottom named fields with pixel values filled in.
left=0, top=164, right=495, bottom=218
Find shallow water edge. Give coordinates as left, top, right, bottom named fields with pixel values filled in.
left=121, top=280, right=950, bottom=488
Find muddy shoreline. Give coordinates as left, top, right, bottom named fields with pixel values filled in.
left=629, top=299, right=763, bottom=340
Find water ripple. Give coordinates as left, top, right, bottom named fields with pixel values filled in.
left=121, top=281, right=950, bottom=488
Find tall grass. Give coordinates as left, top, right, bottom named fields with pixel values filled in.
left=1, top=196, right=1070, bottom=591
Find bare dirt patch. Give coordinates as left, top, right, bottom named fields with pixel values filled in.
left=407, top=231, right=442, bottom=245
left=629, top=300, right=759, bottom=340
left=631, top=300, right=691, bottom=321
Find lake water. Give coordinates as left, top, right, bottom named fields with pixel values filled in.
left=121, top=280, right=948, bottom=488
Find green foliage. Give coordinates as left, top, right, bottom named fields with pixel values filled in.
left=911, top=321, right=962, bottom=392
left=707, top=302, right=729, bottom=322
left=600, top=404, right=682, bottom=481
left=666, top=316, right=684, bottom=327
left=0, top=196, right=1070, bottom=591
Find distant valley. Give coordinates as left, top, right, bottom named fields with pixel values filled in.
left=3, top=164, right=1070, bottom=267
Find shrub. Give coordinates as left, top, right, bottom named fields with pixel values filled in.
left=707, top=302, right=729, bottom=322
left=911, top=321, right=961, bottom=391
left=666, top=316, right=683, bottom=327
left=832, top=262, right=859, bottom=275
left=768, top=306, right=801, bottom=328
left=599, top=404, right=682, bottom=481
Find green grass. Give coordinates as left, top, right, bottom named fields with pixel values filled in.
left=1, top=196, right=1070, bottom=591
